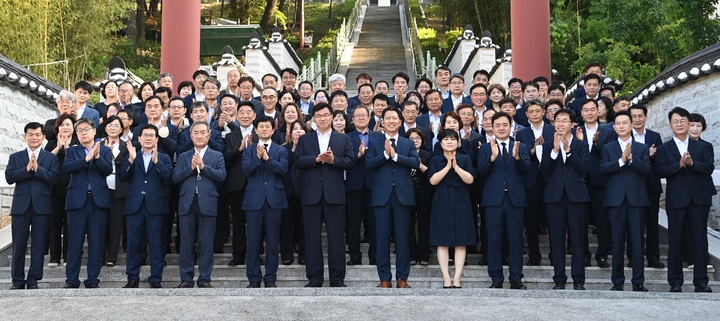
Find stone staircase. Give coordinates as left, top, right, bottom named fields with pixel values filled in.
left=2, top=224, right=717, bottom=292
left=345, top=6, right=410, bottom=90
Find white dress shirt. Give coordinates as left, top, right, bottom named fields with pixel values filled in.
left=618, top=137, right=632, bottom=166
left=530, top=122, right=544, bottom=163
left=384, top=133, right=399, bottom=162
left=673, top=135, right=689, bottom=157
left=317, top=129, right=332, bottom=153
left=632, top=128, right=646, bottom=144
left=550, top=135, right=573, bottom=162
left=584, top=123, right=598, bottom=152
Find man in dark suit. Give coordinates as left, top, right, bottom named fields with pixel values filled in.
left=294, top=103, right=356, bottom=287
left=577, top=99, right=615, bottom=268
left=177, top=101, right=225, bottom=155
left=237, top=76, right=264, bottom=115
left=172, top=122, right=227, bottom=288
left=389, top=72, right=410, bottom=107
left=599, top=110, right=652, bottom=292
left=568, top=74, right=601, bottom=125
left=471, top=108, right=497, bottom=265
left=63, top=118, right=113, bottom=288
left=657, top=107, right=715, bottom=293
left=366, top=107, right=420, bottom=288
left=118, top=124, right=173, bottom=288
left=399, top=101, right=433, bottom=151
left=5, top=122, right=59, bottom=289
left=540, top=109, right=590, bottom=290
left=477, top=112, right=532, bottom=290
left=222, top=102, right=258, bottom=265
left=515, top=99, right=555, bottom=266
left=74, top=81, right=101, bottom=127
left=132, top=96, right=179, bottom=157
left=629, top=104, right=665, bottom=268
left=441, top=74, right=472, bottom=114
left=345, top=106, right=383, bottom=266
left=417, top=90, right=444, bottom=148
left=241, top=116, right=289, bottom=288
left=369, top=94, right=389, bottom=132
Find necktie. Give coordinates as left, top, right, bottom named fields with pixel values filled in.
left=390, top=138, right=397, bottom=151
left=501, top=142, right=508, bottom=162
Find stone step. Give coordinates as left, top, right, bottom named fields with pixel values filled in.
left=1, top=264, right=706, bottom=280
left=1, top=276, right=716, bottom=293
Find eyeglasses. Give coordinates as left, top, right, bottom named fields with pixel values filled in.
left=203, top=86, right=218, bottom=90
left=76, top=127, right=94, bottom=133
left=261, top=95, right=277, bottom=100
left=106, top=124, right=121, bottom=129
left=353, top=114, right=369, bottom=119
left=314, top=113, right=332, bottom=119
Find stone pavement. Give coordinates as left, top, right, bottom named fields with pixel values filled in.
left=0, top=288, right=718, bottom=320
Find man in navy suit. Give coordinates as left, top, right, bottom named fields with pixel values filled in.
left=398, top=101, right=433, bottom=151
left=477, top=112, right=532, bottom=290
left=132, top=96, right=179, bottom=157
left=118, top=124, right=173, bottom=288
left=346, top=106, right=383, bottom=266
left=441, top=74, right=472, bottom=114
left=177, top=101, right=225, bottom=155
left=63, top=118, right=113, bottom=288
left=657, top=107, right=715, bottom=293
left=74, top=81, right=100, bottom=127
left=568, top=74, right=601, bottom=125
left=5, top=122, right=59, bottom=289
left=172, top=122, right=227, bottom=288
left=417, top=90, right=444, bottom=148
left=241, top=116, right=289, bottom=288
left=294, top=103, right=356, bottom=287
left=366, top=107, right=420, bottom=288
left=540, top=109, right=590, bottom=290
left=577, top=99, right=615, bottom=267
left=599, top=110, right=652, bottom=292
left=389, top=72, right=409, bottom=107
left=629, top=105, right=665, bottom=268
left=515, top=99, right=554, bottom=266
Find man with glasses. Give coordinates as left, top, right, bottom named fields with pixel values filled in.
left=441, top=74, right=471, bottom=113
left=281, top=68, right=298, bottom=93
left=399, top=101, right=432, bottom=151
left=294, top=103, right=356, bottom=287
left=260, top=87, right=280, bottom=121
left=63, top=118, right=113, bottom=288
left=297, top=81, right=315, bottom=121
left=173, top=122, right=227, bottom=288
left=132, top=96, right=178, bottom=157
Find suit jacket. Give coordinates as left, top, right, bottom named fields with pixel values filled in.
left=293, top=131, right=356, bottom=205
left=80, top=106, right=101, bottom=128
left=63, top=144, right=114, bottom=210
left=656, top=138, right=715, bottom=209
left=132, top=123, right=179, bottom=158
left=540, top=138, right=590, bottom=203
left=241, top=142, right=289, bottom=210
left=345, top=129, right=384, bottom=191
left=441, top=96, right=472, bottom=114
left=514, top=104, right=529, bottom=127
left=635, top=129, right=663, bottom=196
left=118, top=148, right=173, bottom=215
left=598, top=140, right=651, bottom=207
left=177, top=127, right=225, bottom=155
left=516, top=123, right=555, bottom=189
left=476, top=138, right=532, bottom=207
left=366, top=134, right=419, bottom=206
left=579, top=125, right=616, bottom=186
left=5, top=149, right=59, bottom=215
left=223, top=128, right=259, bottom=191
left=172, top=148, right=227, bottom=216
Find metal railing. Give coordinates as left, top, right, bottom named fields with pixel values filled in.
left=328, top=0, right=363, bottom=75
left=299, top=51, right=325, bottom=89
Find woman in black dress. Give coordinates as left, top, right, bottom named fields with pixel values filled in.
left=428, top=129, right=476, bottom=288
left=405, top=128, right=433, bottom=266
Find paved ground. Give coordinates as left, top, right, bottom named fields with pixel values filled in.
left=1, top=288, right=718, bottom=320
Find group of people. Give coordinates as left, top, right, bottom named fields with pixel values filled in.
left=5, top=62, right=715, bottom=292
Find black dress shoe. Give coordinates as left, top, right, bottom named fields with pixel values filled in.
left=510, top=280, right=527, bottom=290
left=489, top=281, right=503, bottom=288
left=526, top=259, right=540, bottom=266
left=26, top=284, right=38, bottom=289
left=304, top=282, right=322, bottom=287
left=647, top=258, right=665, bottom=268
left=63, top=282, right=80, bottom=289
left=85, top=284, right=99, bottom=289
left=632, top=284, right=648, bottom=292
left=228, top=259, right=244, bottom=266
left=282, top=259, right=293, bottom=265
left=298, top=259, right=306, bottom=265
left=123, top=280, right=139, bottom=288
left=264, top=282, right=277, bottom=288
left=694, top=285, right=713, bottom=293
left=149, top=282, right=163, bottom=288
left=176, top=282, right=193, bottom=288
left=347, top=258, right=362, bottom=265
left=247, top=283, right=261, bottom=288
left=552, top=282, right=566, bottom=290
left=596, top=258, right=610, bottom=268
left=610, top=284, right=623, bottom=291
left=330, top=280, right=347, bottom=287
left=573, top=282, right=585, bottom=290
left=584, top=257, right=591, bottom=267
left=10, top=284, right=25, bottom=290
left=669, top=285, right=682, bottom=292
left=198, top=282, right=213, bottom=288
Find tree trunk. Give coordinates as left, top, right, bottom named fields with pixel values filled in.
left=149, top=0, right=160, bottom=18
left=260, top=0, right=278, bottom=32
left=136, top=0, right=146, bottom=43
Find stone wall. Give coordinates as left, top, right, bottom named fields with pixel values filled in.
left=644, top=72, right=720, bottom=228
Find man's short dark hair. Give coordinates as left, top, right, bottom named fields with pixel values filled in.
left=138, top=124, right=159, bottom=137
left=358, top=83, right=374, bottom=93
left=585, top=61, right=603, bottom=72
left=118, top=108, right=135, bottom=120
left=403, top=100, right=419, bottom=111
left=473, top=69, right=490, bottom=79
left=424, top=89, right=442, bottom=104
left=667, top=107, right=690, bottom=121
left=191, top=101, right=209, bottom=113
left=281, top=68, right=298, bottom=77
left=74, top=80, right=93, bottom=93
left=312, top=102, right=332, bottom=116
left=356, top=72, right=372, bottom=82
left=382, top=107, right=401, bottom=119
left=262, top=73, right=279, bottom=83
left=330, top=90, right=348, bottom=101
left=255, top=115, right=275, bottom=129
left=154, top=86, right=173, bottom=96
left=375, top=80, right=389, bottom=89
left=532, top=76, right=549, bottom=85
left=498, top=97, right=517, bottom=107
left=192, top=70, right=210, bottom=80
left=372, top=93, right=390, bottom=105
left=628, top=104, right=648, bottom=116
left=238, top=76, right=256, bottom=87
left=238, top=101, right=255, bottom=112
left=526, top=99, right=545, bottom=110
left=548, top=84, right=566, bottom=94
left=456, top=103, right=474, bottom=115
left=220, top=94, right=238, bottom=104
left=521, top=81, right=539, bottom=92
left=582, top=99, right=598, bottom=109
left=508, top=77, right=523, bottom=87
left=492, top=111, right=513, bottom=125
left=202, top=78, right=221, bottom=90
left=435, top=66, right=451, bottom=76
left=545, top=99, right=565, bottom=109
left=614, top=96, right=631, bottom=107
left=74, top=117, right=96, bottom=130
left=600, top=86, right=615, bottom=97
left=392, top=72, right=409, bottom=84
left=470, top=83, right=488, bottom=94
left=615, top=110, right=632, bottom=122
left=299, top=80, right=314, bottom=90
left=554, top=108, right=577, bottom=123
left=24, top=122, right=44, bottom=134
left=583, top=73, right=601, bottom=83
left=144, top=95, right=165, bottom=108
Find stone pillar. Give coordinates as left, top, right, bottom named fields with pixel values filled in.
left=161, top=0, right=201, bottom=82
left=510, top=0, right=550, bottom=82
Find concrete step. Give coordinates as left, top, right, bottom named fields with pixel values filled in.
left=1, top=264, right=707, bottom=281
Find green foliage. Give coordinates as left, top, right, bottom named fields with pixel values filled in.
left=418, top=27, right=442, bottom=62
left=301, top=0, right=356, bottom=66
left=408, top=0, right=424, bottom=25
left=445, top=30, right=463, bottom=49
left=0, top=0, right=133, bottom=88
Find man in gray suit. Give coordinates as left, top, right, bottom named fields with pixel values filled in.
left=172, top=122, right=227, bottom=288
